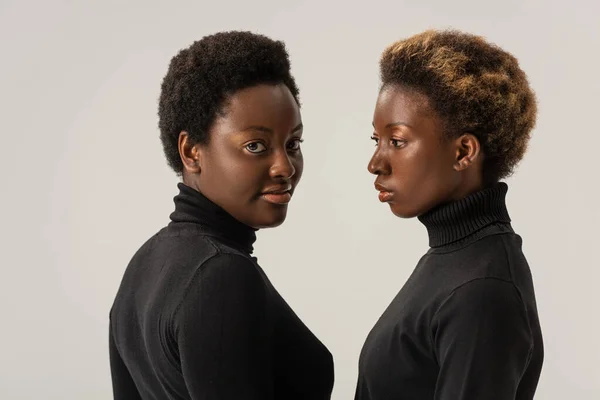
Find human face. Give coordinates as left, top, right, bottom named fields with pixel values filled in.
left=368, top=85, right=462, bottom=218
left=191, top=84, right=303, bottom=229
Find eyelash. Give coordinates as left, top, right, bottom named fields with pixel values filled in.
left=245, top=142, right=267, bottom=153
left=370, top=136, right=405, bottom=148
left=245, top=138, right=304, bottom=154
left=287, top=138, right=304, bottom=151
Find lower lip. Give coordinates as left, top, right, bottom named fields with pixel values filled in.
left=261, top=192, right=292, bottom=205
left=378, top=191, right=393, bottom=202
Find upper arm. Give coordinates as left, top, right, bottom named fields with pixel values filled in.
left=175, top=253, right=274, bottom=399
left=432, top=278, right=533, bottom=400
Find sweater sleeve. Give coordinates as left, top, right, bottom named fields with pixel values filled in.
left=109, top=321, right=142, bottom=400
left=175, top=253, right=273, bottom=399
left=432, top=278, right=533, bottom=400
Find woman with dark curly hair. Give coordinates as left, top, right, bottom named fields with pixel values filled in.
left=109, top=31, right=333, bottom=400
left=355, top=30, right=543, bottom=400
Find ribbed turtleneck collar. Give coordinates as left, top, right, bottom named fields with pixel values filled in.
left=169, top=183, right=257, bottom=254
left=418, top=182, right=511, bottom=248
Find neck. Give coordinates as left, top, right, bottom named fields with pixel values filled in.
left=418, top=182, right=511, bottom=247
left=169, top=183, right=257, bottom=254
left=449, top=171, right=485, bottom=202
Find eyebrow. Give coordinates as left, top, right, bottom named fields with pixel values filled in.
left=371, top=121, right=413, bottom=129
left=244, top=123, right=303, bottom=134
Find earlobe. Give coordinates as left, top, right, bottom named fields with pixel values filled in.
left=454, top=156, right=472, bottom=171
left=178, top=131, right=202, bottom=174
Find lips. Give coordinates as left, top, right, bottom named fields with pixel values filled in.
left=375, top=182, right=393, bottom=203
left=261, top=185, right=293, bottom=205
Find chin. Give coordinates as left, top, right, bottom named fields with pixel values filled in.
left=252, top=208, right=288, bottom=229
left=389, top=203, right=419, bottom=219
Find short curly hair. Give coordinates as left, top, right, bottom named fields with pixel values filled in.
left=380, top=29, right=537, bottom=183
left=158, top=31, right=300, bottom=174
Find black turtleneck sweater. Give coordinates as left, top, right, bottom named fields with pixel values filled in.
left=109, top=183, right=334, bottom=400
left=355, top=183, right=543, bottom=400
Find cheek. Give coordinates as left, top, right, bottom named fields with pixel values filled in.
left=390, top=146, right=451, bottom=196
left=389, top=147, right=430, bottom=182
left=207, top=153, right=266, bottom=197
left=404, top=142, right=451, bottom=179
left=227, top=163, right=267, bottom=196
left=405, top=153, right=458, bottom=211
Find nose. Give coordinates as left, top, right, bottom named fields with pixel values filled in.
left=368, top=146, right=390, bottom=175
left=269, top=150, right=296, bottom=180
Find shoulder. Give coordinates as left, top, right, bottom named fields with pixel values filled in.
left=448, top=277, right=522, bottom=304
left=198, top=251, right=262, bottom=283
left=433, top=278, right=528, bottom=327
left=432, top=229, right=527, bottom=283
left=177, top=252, right=266, bottom=306
left=157, top=224, right=252, bottom=259
left=173, top=252, right=269, bottom=326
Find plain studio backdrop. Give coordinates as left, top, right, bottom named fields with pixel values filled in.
left=1, top=0, right=598, bottom=398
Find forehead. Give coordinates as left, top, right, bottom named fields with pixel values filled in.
left=373, top=85, right=445, bottom=141
left=374, top=85, right=435, bottom=122
left=220, top=84, right=301, bottom=128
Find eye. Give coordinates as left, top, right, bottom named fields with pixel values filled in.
left=370, top=135, right=379, bottom=145
left=287, top=138, right=304, bottom=151
left=391, top=139, right=406, bottom=148
left=245, top=142, right=267, bottom=154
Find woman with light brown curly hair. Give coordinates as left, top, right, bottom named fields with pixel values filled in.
left=355, top=30, right=543, bottom=400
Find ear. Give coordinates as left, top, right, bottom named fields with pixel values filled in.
left=453, top=133, right=481, bottom=172
left=178, top=131, right=202, bottom=174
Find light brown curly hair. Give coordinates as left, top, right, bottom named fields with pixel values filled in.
left=380, top=29, right=537, bottom=183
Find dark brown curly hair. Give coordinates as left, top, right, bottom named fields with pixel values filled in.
left=380, top=29, right=537, bottom=183
left=158, top=31, right=300, bottom=174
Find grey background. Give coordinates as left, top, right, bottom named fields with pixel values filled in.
left=1, top=0, right=598, bottom=398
